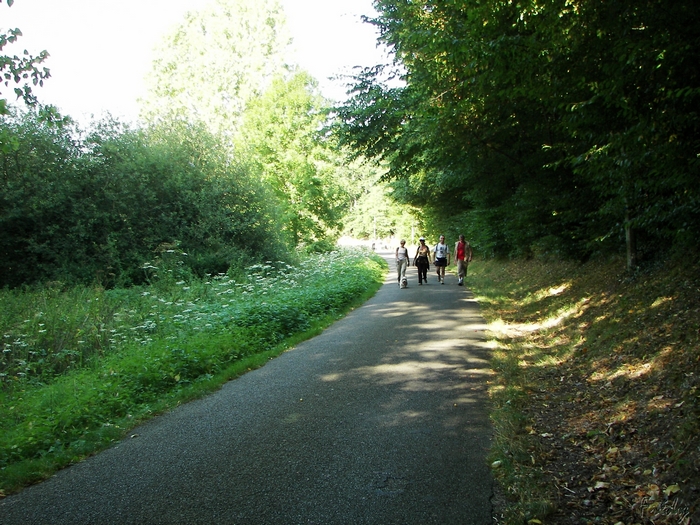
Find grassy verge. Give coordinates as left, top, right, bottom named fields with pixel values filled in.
left=467, top=254, right=699, bottom=525
left=0, top=249, right=387, bottom=495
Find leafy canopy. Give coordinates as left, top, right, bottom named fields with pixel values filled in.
left=140, top=0, right=291, bottom=137
left=336, top=0, right=700, bottom=261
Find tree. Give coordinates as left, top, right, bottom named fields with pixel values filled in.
left=336, top=0, right=700, bottom=264
left=236, top=71, right=349, bottom=247
left=342, top=178, right=421, bottom=243
left=139, top=0, right=291, bottom=138
left=0, top=0, right=51, bottom=114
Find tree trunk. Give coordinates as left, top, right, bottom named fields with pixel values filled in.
left=625, top=207, right=638, bottom=270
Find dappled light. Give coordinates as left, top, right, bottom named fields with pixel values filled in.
left=317, top=292, right=493, bottom=403
left=590, top=346, right=675, bottom=384
left=472, top=256, right=700, bottom=524
left=521, top=282, right=572, bottom=306
left=296, top=251, right=497, bottom=444
left=485, top=298, right=589, bottom=339
left=650, top=296, right=674, bottom=309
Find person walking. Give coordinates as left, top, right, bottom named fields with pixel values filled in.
left=395, top=239, right=410, bottom=286
left=454, top=235, right=473, bottom=286
left=433, top=235, right=450, bottom=284
left=413, top=237, right=431, bottom=285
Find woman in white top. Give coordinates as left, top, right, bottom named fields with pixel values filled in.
left=433, top=235, right=450, bottom=284
left=395, top=239, right=409, bottom=286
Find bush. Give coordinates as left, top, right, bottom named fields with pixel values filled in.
left=0, top=111, right=288, bottom=288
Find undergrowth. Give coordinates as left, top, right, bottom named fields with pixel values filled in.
left=469, top=253, right=700, bottom=525
left=0, top=248, right=387, bottom=495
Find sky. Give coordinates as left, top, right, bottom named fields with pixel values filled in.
left=2, top=0, right=390, bottom=124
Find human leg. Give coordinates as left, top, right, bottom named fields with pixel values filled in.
left=457, top=260, right=466, bottom=285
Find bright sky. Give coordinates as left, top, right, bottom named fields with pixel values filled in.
left=2, top=0, right=390, bottom=124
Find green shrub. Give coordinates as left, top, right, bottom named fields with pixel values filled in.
left=0, top=248, right=386, bottom=491
left=0, top=111, right=288, bottom=288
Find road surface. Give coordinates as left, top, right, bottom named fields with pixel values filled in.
left=1, top=251, right=494, bottom=524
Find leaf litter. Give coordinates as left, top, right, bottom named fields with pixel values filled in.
left=473, top=254, right=700, bottom=524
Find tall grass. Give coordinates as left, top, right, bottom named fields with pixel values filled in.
left=0, top=248, right=386, bottom=493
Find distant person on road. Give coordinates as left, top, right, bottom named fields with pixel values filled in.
left=433, top=235, right=450, bottom=284
left=395, top=239, right=410, bottom=285
left=413, top=237, right=431, bottom=285
left=454, top=235, right=473, bottom=286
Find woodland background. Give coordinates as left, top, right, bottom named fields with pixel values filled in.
left=1, top=0, right=698, bottom=521
left=2, top=0, right=698, bottom=288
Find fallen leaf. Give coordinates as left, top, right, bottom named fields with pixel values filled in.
left=663, top=484, right=680, bottom=496
left=647, top=484, right=660, bottom=500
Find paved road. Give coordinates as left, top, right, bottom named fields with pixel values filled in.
left=1, top=251, right=493, bottom=524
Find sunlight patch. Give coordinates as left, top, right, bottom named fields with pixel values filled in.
left=650, top=296, right=673, bottom=308
left=487, top=301, right=584, bottom=338
left=534, top=282, right=571, bottom=301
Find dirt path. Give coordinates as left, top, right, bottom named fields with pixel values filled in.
left=0, top=251, right=493, bottom=524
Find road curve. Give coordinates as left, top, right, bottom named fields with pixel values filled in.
left=1, top=251, right=494, bottom=524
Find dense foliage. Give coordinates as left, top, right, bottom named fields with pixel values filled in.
left=140, top=0, right=290, bottom=138
left=237, top=72, right=350, bottom=247
left=336, top=0, right=700, bottom=263
left=0, top=111, right=285, bottom=287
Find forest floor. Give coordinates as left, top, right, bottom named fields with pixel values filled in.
left=468, top=253, right=700, bottom=524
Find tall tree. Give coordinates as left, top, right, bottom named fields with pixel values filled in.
left=139, top=0, right=291, bottom=138
left=236, top=71, right=349, bottom=247
left=337, top=0, right=700, bottom=263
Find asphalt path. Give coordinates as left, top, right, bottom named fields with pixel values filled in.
left=0, top=250, right=494, bottom=524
